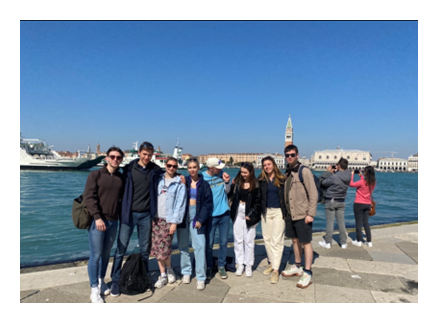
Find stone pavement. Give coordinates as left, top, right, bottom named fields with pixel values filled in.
left=20, top=223, right=418, bottom=303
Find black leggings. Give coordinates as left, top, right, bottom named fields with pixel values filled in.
left=353, top=203, right=371, bottom=243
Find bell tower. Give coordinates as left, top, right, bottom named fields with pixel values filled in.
left=285, top=115, right=293, bottom=147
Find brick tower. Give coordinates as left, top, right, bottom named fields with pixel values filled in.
left=285, top=115, right=293, bottom=147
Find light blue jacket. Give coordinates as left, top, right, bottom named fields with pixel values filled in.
left=157, top=174, right=187, bottom=224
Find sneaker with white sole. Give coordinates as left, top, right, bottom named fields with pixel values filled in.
left=365, top=242, right=372, bottom=247
left=98, top=278, right=110, bottom=296
left=296, top=272, right=312, bottom=289
left=246, top=266, right=253, bottom=277
left=319, top=240, right=331, bottom=249
left=167, top=267, right=176, bottom=284
left=352, top=240, right=362, bottom=247
left=281, top=264, right=303, bottom=277
left=182, top=274, right=191, bottom=284
left=154, top=275, right=168, bottom=289
left=218, top=266, right=228, bottom=279
left=90, top=287, right=104, bottom=303
left=341, top=244, right=347, bottom=249
left=197, top=280, right=205, bottom=290
left=235, top=265, right=244, bottom=276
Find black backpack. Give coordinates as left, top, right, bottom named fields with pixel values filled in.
left=298, top=165, right=323, bottom=203
left=119, top=253, right=150, bottom=295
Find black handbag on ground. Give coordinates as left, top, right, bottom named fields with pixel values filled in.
left=71, top=195, right=92, bottom=229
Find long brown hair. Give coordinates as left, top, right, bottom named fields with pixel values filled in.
left=364, top=166, right=376, bottom=188
left=259, top=156, right=286, bottom=187
left=235, top=163, right=258, bottom=192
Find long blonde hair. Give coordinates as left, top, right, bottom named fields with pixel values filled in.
left=259, top=156, right=286, bottom=187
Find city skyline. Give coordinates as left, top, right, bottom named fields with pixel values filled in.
left=20, top=21, right=418, bottom=160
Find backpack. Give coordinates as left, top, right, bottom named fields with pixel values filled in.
left=119, top=253, right=150, bottom=295
left=298, top=165, right=323, bottom=204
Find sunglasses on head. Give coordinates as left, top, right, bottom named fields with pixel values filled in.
left=108, top=155, right=123, bottom=161
left=166, top=164, right=178, bottom=169
left=285, top=153, right=297, bottom=158
left=241, top=162, right=251, bottom=167
left=140, top=142, right=154, bottom=150
left=187, top=158, right=198, bottom=162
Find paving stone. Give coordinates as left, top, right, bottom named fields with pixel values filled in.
left=21, top=281, right=90, bottom=303
left=313, top=245, right=372, bottom=261
left=223, top=294, right=290, bottom=303
left=361, top=238, right=407, bottom=253
left=312, top=256, right=350, bottom=271
left=367, top=250, right=417, bottom=265
left=396, top=241, right=418, bottom=263
left=393, top=232, right=418, bottom=243
left=371, top=291, right=418, bottom=303
left=220, top=266, right=268, bottom=287
left=398, top=277, right=418, bottom=295
left=348, top=259, right=418, bottom=281
left=20, top=290, right=39, bottom=301
left=315, top=284, right=375, bottom=303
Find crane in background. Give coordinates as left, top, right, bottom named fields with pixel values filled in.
left=374, top=151, right=398, bottom=158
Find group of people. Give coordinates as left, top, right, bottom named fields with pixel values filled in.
left=82, top=142, right=376, bottom=303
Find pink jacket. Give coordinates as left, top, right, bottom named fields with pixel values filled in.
left=350, top=173, right=375, bottom=204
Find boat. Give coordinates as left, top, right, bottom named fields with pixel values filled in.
left=20, top=134, right=105, bottom=171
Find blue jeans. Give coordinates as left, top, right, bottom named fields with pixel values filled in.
left=111, top=212, right=152, bottom=283
left=88, top=219, right=118, bottom=287
left=177, top=205, right=207, bottom=281
left=205, top=211, right=230, bottom=268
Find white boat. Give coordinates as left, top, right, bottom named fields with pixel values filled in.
left=20, top=135, right=105, bottom=171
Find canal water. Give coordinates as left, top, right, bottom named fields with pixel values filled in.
left=20, top=168, right=418, bottom=267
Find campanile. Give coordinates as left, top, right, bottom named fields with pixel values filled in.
left=285, top=115, right=293, bottom=147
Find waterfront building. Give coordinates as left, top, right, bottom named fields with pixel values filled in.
left=311, top=147, right=372, bottom=170
left=197, top=153, right=264, bottom=166
left=408, top=153, right=418, bottom=172
left=256, top=153, right=285, bottom=169
left=376, top=157, right=408, bottom=172
left=285, top=115, right=293, bottom=148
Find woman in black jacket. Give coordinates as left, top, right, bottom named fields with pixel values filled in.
left=258, top=156, right=287, bottom=284
left=229, top=163, right=261, bottom=277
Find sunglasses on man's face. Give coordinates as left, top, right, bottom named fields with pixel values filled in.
left=108, top=155, right=123, bottom=161
left=285, top=153, right=297, bottom=158
left=166, top=164, right=178, bottom=169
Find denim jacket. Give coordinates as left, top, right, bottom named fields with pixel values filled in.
left=157, top=174, right=187, bottom=224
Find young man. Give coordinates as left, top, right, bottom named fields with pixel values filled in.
left=83, top=146, right=125, bottom=303
left=110, top=141, right=163, bottom=297
left=202, top=158, right=231, bottom=279
left=281, top=144, right=318, bottom=289
left=319, top=157, right=351, bottom=249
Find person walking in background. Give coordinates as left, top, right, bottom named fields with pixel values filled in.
left=318, top=157, right=351, bottom=249
left=350, top=166, right=377, bottom=247
left=83, top=146, right=125, bottom=303
left=203, top=158, right=231, bottom=280
left=281, top=144, right=318, bottom=289
left=110, top=141, right=163, bottom=297
left=152, top=157, right=187, bottom=289
left=258, top=156, right=287, bottom=284
left=229, top=163, right=262, bottom=278
left=176, top=158, right=213, bottom=290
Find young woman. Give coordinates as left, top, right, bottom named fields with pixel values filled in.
left=350, top=166, right=377, bottom=247
left=83, top=147, right=125, bottom=303
left=258, top=156, right=287, bottom=284
left=176, top=158, right=213, bottom=290
left=229, top=163, right=262, bottom=277
left=151, top=157, right=187, bottom=289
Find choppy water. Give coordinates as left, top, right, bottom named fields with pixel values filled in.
left=20, top=168, right=417, bottom=267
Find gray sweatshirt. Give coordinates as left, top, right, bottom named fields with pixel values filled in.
left=321, top=170, right=351, bottom=200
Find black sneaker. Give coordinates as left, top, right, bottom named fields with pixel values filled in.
left=206, top=268, right=212, bottom=280
left=110, top=281, right=120, bottom=297
left=218, top=266, right=228, bottom=279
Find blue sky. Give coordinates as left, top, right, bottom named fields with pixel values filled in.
left=20, top=21, right=418, bottom=159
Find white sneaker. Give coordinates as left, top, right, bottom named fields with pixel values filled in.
left=196, top=280, right=205, bottom=290
left=341, top=244, right=347, bottom=249
left=296, top=272, right=312, bottom=289
left=352, top=240, right=362, bottom=247
left=246, top=266, right=253, bottom=277
left=235, top=265, right=244, bottom=276
left=98, top=278, right=110, bottom=296
left=281, top=264, right=303, bottom=277
left=154, top=275, right=168, bottom=289
left=90, top=287, right=104, bottom=303
left=319, top=240, right=331, bottom=249
left=167, top=267, right=176, bottom=284
left=365, top=242, right=372, bottom=247
left=182, top=274, right=191, bottom=284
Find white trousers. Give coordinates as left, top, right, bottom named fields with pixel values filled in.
left=261, top=208, right=285, bottom=270
left=233, top=203, right=256, bottom=266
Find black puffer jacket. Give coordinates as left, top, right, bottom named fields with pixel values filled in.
left=228, top=181, right=262, bottom=227
left=259, top=177, right=287, bottom=219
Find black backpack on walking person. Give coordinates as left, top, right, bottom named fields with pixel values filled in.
left=119, top=253, right=150, bottom=295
